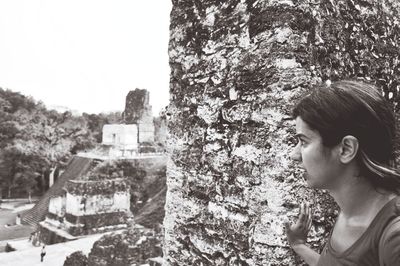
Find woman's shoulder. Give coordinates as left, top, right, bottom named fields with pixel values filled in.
left=379, top=216, right=400, bottom=265
left=379, top=195, right=400, bottom=265
left=374, top=195, right=400, bottom=225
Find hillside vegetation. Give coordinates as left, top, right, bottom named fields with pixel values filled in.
left=0, top=88, right=121, bottom=199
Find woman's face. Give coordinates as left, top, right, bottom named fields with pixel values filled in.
left=291, top=117, right=341, bottom=189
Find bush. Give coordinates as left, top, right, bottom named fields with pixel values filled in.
left=63, top=251, right=88, bottom=266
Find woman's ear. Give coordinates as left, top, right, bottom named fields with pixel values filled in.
left=339, top=135, right=359, bottom=164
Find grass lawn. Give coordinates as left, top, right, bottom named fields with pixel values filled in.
left=0, top=209, right=15, bottom=226
left=0, top=225, right=35, bottom=241
left=0, top=209, right=35, bottom=252
left=0, top=200, right=36, bottom=247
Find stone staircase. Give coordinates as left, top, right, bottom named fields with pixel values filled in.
left=21, top=156, right=94, bottom=227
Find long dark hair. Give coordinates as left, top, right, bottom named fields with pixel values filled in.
left=293, top=80, right=400, bottom=194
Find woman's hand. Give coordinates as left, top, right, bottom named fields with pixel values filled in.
left=285, top=202, right=313, bottom=247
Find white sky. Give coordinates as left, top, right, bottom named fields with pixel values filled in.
left=0, top=0, right=172, bottom=116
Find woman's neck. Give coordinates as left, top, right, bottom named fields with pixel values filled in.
left=328, top=176, right=396, bottom=220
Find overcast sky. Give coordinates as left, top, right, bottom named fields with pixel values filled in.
left=0, top=0, right=172, bottom=115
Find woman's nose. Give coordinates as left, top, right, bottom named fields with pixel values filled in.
left=290, top=143, right=301, bottom=162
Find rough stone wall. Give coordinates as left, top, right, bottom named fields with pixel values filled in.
left=65, top=212, right=129, bottom=236
left=39, top=225, right=72, bottom=244
left=87, top=227, right=163, bottom=266
left=165, top=0, right=400, bottom=265
left=65, top=179, right=130, bottom=215
left=48, top=195, right=66, bottom=217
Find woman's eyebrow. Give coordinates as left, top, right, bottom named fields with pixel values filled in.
left=295, top=133, right=310, bottom=140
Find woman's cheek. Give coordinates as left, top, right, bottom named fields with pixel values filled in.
left=301, top=147, right=310, bottom=163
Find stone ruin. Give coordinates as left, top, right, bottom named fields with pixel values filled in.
left=102, top=124, right=138, bottom=157
left=85, top=226, right=163, bottom=265
left=75, top=88, right=160, bottom=160
left=92, top=89, right=160, bottom=158
left=38, top=178, right=132, bottom=244
left=36, top=88, right=166, bottom=245
left=164, top=0, right=400, bottom=265
left=124, top=88, right=155, bottom=143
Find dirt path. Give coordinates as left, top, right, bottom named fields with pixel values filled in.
left=0, top=232, right=111, bottom=266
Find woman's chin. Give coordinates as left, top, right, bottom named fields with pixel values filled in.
left=300, top=172, right=321, bottom=189
left=304, top=176, right=318, bottom=188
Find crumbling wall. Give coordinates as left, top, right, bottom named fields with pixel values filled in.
left=65, top=179, right=130, bottom=215
left=165, top=0, right=400, bottom=265
left=124, top=88, right=155, bottom=143
left=124, top=89, right=151, bottom=123
left=64, top=179, right=131, bottom=235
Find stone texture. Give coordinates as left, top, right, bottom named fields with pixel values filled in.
left=165, top=0, right=400, bottom=265
left=124, top=89, right=155, bottom=143
left=87, top=227, right=162, bottom=266
left=124, top=89, right=151, bottom=123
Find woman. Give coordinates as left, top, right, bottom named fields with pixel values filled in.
left=286, top=80, right=400, bottom=265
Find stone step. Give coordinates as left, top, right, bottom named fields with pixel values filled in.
left=39, top=221, right=78, bottom=241
left=21, top=156, right=94, bottom=227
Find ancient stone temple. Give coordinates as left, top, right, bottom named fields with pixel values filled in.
left=102, top=124, right=139, bottom=157
left=164, top=0, right=400, bottom=265
left=124, top=89, right=155, bottom=143
left=38, top=178, right=131, bottom=244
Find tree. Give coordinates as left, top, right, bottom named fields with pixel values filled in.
left=14, top=172, right=36, bottom=203
left=0, top=87, right=125, bottom=198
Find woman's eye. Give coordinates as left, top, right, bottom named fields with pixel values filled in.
left=294, top=136, right=307, bottom=146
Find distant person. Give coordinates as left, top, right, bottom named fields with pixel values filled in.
left=40, top=245, right=46, bottom=262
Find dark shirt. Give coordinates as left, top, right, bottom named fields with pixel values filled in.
left=317, top=197, right=400, bottom=266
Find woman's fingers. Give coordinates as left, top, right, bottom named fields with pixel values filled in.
left=297, top=202, right=312, bottom=231
left=285, top=202, right=313, bottom=246
left=289, top=202, right=313, bottom=232
left=298, top=203, right=306, bottom=223
left=305, top=202, right=312, bottom=231
left=306, top=202, right=310, bottom=221
left=308, top=204, right=312, bottom=230
left=307, top=216, right=312, bottom=231
left=307, top=206, right=312, bottom=231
